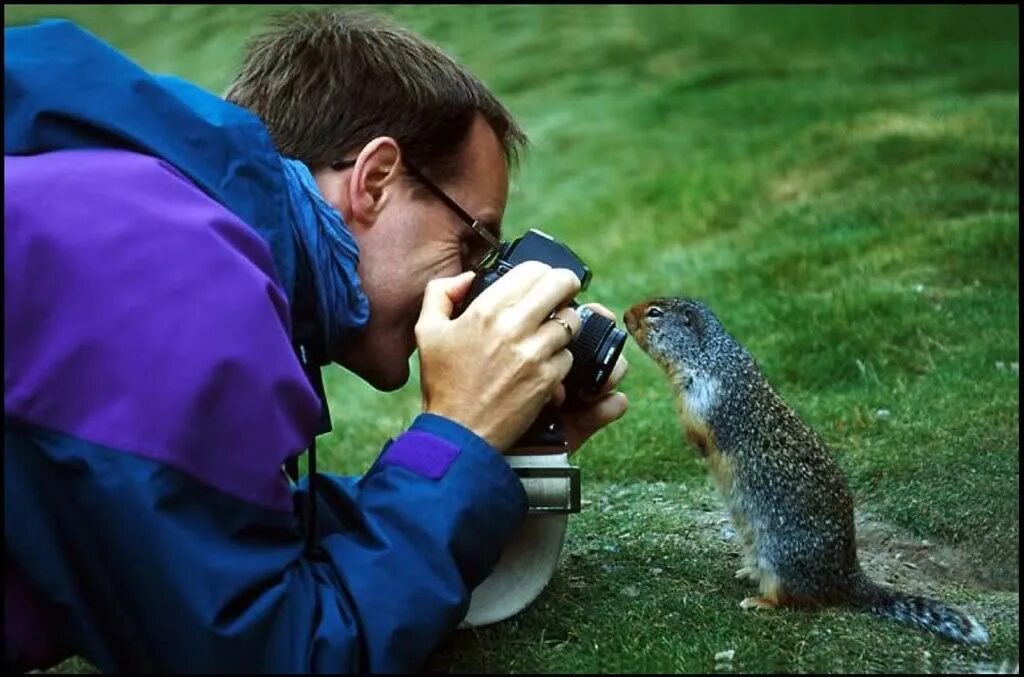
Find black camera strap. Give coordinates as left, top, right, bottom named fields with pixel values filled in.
left=287, top=342, right=332, bottom=561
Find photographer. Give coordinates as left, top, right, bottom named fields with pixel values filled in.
left=4, top=8, right=628, bottom=674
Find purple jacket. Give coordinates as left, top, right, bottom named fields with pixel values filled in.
left=4, top=146, right=528, bottom=672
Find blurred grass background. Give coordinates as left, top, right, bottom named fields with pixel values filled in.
left=5, top=4, right=1018, bottom=673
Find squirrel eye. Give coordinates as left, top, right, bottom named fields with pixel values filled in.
left=646, top=306, right=664, bottom=319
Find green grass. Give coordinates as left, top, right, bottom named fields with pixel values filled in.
left=5, top=4, right=1018, bottom=673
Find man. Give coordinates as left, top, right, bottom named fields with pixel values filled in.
left=4, top=8, right=628, bottom=674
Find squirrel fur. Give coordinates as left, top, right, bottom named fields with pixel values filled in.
left=623, top=297, right=988, bottom=646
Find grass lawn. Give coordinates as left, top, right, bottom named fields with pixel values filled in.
left=5, top=4, right=1018, bottom=673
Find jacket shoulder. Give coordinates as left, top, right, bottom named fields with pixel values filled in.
left=4, top=149, right=320, bottom=511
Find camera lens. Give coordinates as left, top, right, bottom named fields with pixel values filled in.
left=562, top=306, right=627, bottom=411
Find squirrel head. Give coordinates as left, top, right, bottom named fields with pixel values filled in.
left=624, top=297, right=754, bottom=418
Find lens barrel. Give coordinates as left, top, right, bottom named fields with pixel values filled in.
left=563, top=306, right=627, bottom=411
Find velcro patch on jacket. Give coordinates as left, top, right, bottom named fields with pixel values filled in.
left=379, top=431, right=461, bottom=480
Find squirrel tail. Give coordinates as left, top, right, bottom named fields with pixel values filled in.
left=849, top=572, right=989, bottom=646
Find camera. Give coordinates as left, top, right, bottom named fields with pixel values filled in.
left=456, top=229, right=620, bottom=624
left=455, top=228, right=627, bottom=416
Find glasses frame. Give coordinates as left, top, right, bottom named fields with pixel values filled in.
left=330, top=158, right=501, bottom=271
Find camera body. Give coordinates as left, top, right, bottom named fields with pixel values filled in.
left=456, top=230, right=620, bottom=624
left=455, top=228, right=627, bottom=418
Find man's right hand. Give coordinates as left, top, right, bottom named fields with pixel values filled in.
left=415, top=262, right=583, bottom=452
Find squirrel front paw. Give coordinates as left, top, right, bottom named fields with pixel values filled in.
left=734, top=566, right=760, bottom=583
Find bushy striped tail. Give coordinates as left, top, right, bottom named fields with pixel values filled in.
left=850, top=573, right=989, bottom=646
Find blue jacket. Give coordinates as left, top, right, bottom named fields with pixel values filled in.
left=4, top=19, right=527, bottom=673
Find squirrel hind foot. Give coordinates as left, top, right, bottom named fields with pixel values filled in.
left=741, top=575, right=783, bottom=610
left=740, top=593, right=823, bottom=610
left=740, top=576, right=823, bottom=611
left=740, top=596, right=778, bottom=611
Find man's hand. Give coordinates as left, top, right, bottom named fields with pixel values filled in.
left=560, top=303, right=629, bottom=452
left=415, top=262, right=583, bottom=452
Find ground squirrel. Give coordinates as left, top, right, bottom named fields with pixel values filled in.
left=623, top=297, right=989, bottom=646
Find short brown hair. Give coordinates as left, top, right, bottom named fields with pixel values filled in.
left=225, top=8, right=527, bottom=185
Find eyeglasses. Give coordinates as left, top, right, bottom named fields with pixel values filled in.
left=330, top=158, right=501, bottom=271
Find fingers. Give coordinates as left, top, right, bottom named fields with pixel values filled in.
left=527, top=316, right=576, bottom=388
left=586, top=392, right=629, bottom=427
left=514, top=267, right=582, bottom=326
left=417, top=271, right=476, bottom=329
left=550, top=382, right=567, bottom=408
left=469, top=260, right=554, bottom=310
left=529, top=306, right=582, bottom=356
left=549, top=345, right=574, bottom=383
left=604, top=353, right=629, bottom=393
left=468, top=260, right=581, bottom=325
left=580, top=302, right=616, bottom=322
left=565, top=392, right=629, bottom=452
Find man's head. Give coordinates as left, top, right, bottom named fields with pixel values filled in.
left=226, top=9, right=527, bottom=390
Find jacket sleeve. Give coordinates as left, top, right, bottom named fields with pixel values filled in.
left=299, top=413, right=529, bottom=670
left=5, top=415, right=527, bottom=673
left=3, top=149, right=527, bottom=673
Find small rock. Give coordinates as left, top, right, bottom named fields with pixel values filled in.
left=715, top=649, right=736, bottom=662
left=651, top=567, right=664, bottom=576
left=996, top=362, right=1006, bottom=371
left=874, top=409, right=891, bottom=419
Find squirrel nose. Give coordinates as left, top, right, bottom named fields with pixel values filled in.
left=623, top=307, right=639, bottom=333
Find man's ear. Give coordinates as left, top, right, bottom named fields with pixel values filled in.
left=314, top=137, right=402, bottom=232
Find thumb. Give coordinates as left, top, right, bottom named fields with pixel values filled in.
left=418, top=271, right=476, bottom=326
left=581, top=302, right=617, bottom=322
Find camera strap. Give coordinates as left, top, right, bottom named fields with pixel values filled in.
left=286, top=342, right=333, bottom=561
